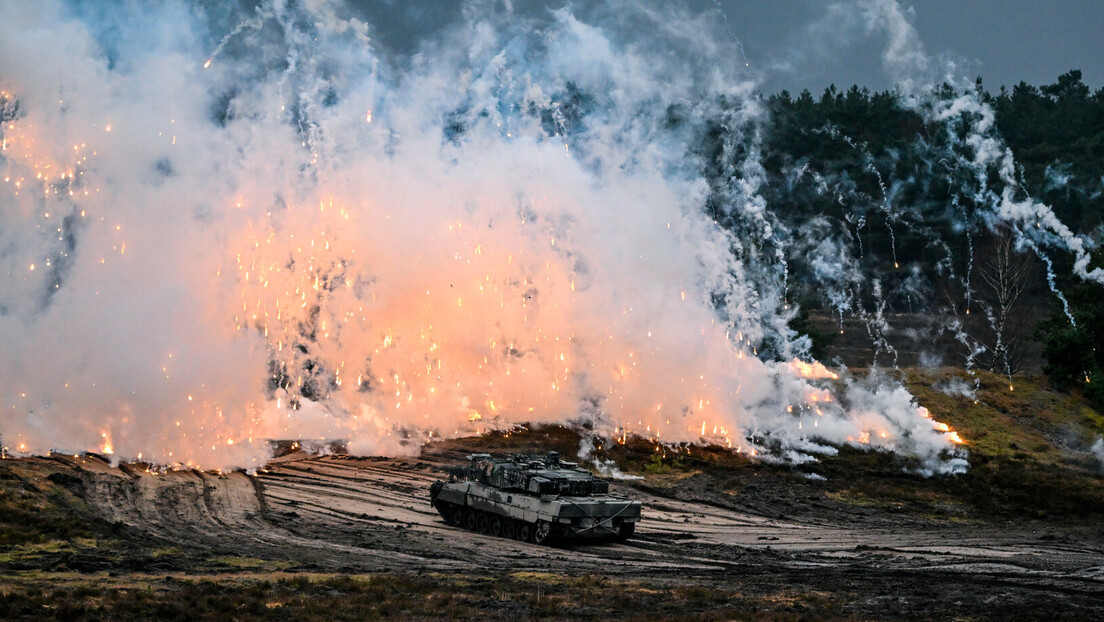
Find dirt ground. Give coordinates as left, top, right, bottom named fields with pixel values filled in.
left=7, top=438, right=1103, bottom=621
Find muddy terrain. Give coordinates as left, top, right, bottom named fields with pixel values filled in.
left=5, top=430, right=1104, bottom=620
left=7, top=368, right=1104, bottom=620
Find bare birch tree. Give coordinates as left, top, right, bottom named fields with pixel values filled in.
left=979, top=234, right=1031, bottom=375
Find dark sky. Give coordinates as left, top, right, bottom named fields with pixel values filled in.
left=719, top=0, right=1104, bottom=94
left=352, top=0, right=1104, bottom=95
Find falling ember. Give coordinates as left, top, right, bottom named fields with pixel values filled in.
left=203, top=58, right=213, bottom=69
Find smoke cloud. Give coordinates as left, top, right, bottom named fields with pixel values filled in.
left=6, top=0, right=1063, bottom=474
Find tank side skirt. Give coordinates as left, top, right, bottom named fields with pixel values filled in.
left=433, top=482, right=469, bottom=506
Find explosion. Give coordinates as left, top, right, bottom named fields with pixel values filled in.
left=2, top=0, right=1056, bottom=475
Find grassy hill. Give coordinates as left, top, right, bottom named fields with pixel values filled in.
left=443, top=368, right=1104, bottom=522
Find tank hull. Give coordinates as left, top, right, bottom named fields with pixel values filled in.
left=431, top=480, right=641, bottom=543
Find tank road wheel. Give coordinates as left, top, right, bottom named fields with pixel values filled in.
left=614, top=522, right=636, bottom=542
left=517, top=522, right=533, bottom=543
left=463, top=509, right=477, bottom=531
left=489, top=516, right=504, bottom=538
left=475, top=512, right=491, bottom=534
left=502, top=519, right=517, bottom=540
left=448, top=506, right=464, bottom=527
left=531, top=520, right=553, bottom=545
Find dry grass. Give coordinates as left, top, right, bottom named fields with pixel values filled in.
left=905, top=368, right=1104, bottom=464
left=0, top=570, right=850, bottom=621
left=441, top=369, right=1104, bottom=520
left=819, top=368, right=1104, bottom=518
left=0, top=461, right=104, bottom=547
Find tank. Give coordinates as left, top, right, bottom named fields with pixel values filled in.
left=429, top=451, right=642, bottom=544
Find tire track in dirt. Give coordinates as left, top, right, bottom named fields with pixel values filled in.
left=40, top=450, right=1104, bottom=590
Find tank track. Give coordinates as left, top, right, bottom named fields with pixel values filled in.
left=430, top=496, right=635, bottom=545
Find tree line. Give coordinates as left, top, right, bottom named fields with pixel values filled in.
left=757, top=70, right=1103, bottom=406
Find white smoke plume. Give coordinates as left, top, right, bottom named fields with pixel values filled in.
left=1091, top=437, right=1104, bottom=471
left=934, top=377, right=977, bottom=401
left=763, top=0, right=1100, bottom=387
left=577, top=437, right=642, bottom=481
left=860, top=0, right=1104, bottom=289
left=1, top=0, right=973, bottom=472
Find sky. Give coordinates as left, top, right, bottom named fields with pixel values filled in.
left=718, top=0, right=1104, bottom=94
left=352, top=0, right=1104, bottom=95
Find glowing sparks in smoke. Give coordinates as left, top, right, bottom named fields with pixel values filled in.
left=788, top=360, right=840, bottom=380
left=0, top=0, right=988, bottom=474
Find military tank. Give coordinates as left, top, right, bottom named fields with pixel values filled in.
left=429, top=451, right=641, bottom=544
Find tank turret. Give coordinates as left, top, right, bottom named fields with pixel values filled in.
left=460, top=451, right=611, bottom=496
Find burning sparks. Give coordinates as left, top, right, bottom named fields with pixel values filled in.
left=787, top=360, right=840, bottom=380
left=0, top=1, right=975, bottom=474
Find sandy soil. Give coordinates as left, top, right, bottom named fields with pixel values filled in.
left=19, top=444, right=1102, bottom=619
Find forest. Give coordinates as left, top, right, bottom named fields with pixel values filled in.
left=758, top=70, right=1103, bottom=406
